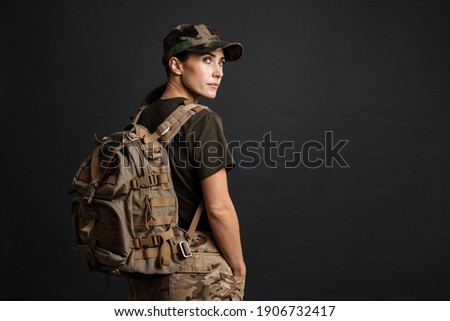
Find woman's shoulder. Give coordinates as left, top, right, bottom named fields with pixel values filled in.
left=184, top=105, right=226, bottom=133
left=189, top=105, right=223, bottom=125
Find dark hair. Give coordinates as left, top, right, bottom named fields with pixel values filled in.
left=143, top=51, right=191, bottom=105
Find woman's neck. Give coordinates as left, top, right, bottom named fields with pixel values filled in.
left=160, top=79, right=198, bottom=103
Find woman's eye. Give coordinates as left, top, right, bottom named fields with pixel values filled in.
left=203, top=57, right=212, bottom=63
left=219, top=60, right=226, bottom=66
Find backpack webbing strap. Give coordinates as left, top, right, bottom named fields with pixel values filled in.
left=83, top=147, right=102, bottom=203
left=134, top=247, right=159, bottom=260
left=131, top=202, right=204, bottom=262
left=89, top=147, right=101, bottom=185
left=132, top=102, right=207, bottom=253
left=156, top=104, right=206, bottom=238
left=188, top=202, right=204, bottom=239
left=85, top=142, right=124, bottom=203
left=156, top=103, right=206, bottom=146
left=134, top=103, right=205, bottom=146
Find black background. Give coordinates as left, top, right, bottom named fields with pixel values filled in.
left=2, top=0, right=450, bottom=300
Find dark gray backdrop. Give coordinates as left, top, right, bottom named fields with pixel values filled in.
left=2, top=0, right=449, bottom=300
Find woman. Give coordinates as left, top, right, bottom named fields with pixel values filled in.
left=126, top=23, right=246, bottom=300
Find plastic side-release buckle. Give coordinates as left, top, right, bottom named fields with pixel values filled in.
left=83, top=182, right=98, bottom=204
left=179, top=241, right=192, bottom=258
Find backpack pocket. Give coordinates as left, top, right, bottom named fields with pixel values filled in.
left=72, top=197, right=130, bottom=272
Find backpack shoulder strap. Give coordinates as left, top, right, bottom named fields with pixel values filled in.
left=133, top=101, right=207, bottom=237
left=153, top=101, right=208, bottom=237
left=136, top=102, right=208, bottom=146
left=156, top=102, right=207, bottom=146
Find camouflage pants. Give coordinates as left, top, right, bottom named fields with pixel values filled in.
left=126, top=231, right=245, bottom=301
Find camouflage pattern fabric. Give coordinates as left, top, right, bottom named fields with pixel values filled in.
left=126, top=232, right=245, bottom=301
left=162, top=23, right=243, bottom=65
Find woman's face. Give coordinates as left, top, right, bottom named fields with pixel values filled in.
left=179, top=49, right=225, bottom=100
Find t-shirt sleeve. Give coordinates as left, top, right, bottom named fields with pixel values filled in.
left=187, top=110, right=235, bottom=180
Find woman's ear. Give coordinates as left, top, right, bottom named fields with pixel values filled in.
left=168, top=57, right=183, bottom=75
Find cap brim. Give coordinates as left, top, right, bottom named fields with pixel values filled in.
left=187, top=41, right=244, bottom=61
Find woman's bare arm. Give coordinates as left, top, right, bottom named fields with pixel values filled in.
left=201, top=168, right=246, bottom=279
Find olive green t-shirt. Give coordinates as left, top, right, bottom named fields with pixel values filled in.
left=137, top=97, right=235, bottom=232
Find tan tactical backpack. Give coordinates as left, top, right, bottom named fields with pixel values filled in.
left=71, top=102, right=206, bottom=276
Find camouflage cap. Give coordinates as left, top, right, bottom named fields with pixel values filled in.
left=162, top=23, right=243, bottom=65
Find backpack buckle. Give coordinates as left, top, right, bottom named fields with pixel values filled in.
left=179, top=241, right=192, bottom=258
left=149, top=174, right=159, bottom=186
left=83, top=182, right=98, bottom=204
left=136, top=234, right=161, bottom=248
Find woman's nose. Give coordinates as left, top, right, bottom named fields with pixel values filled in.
left=213, top=64, right=223, bottom=79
